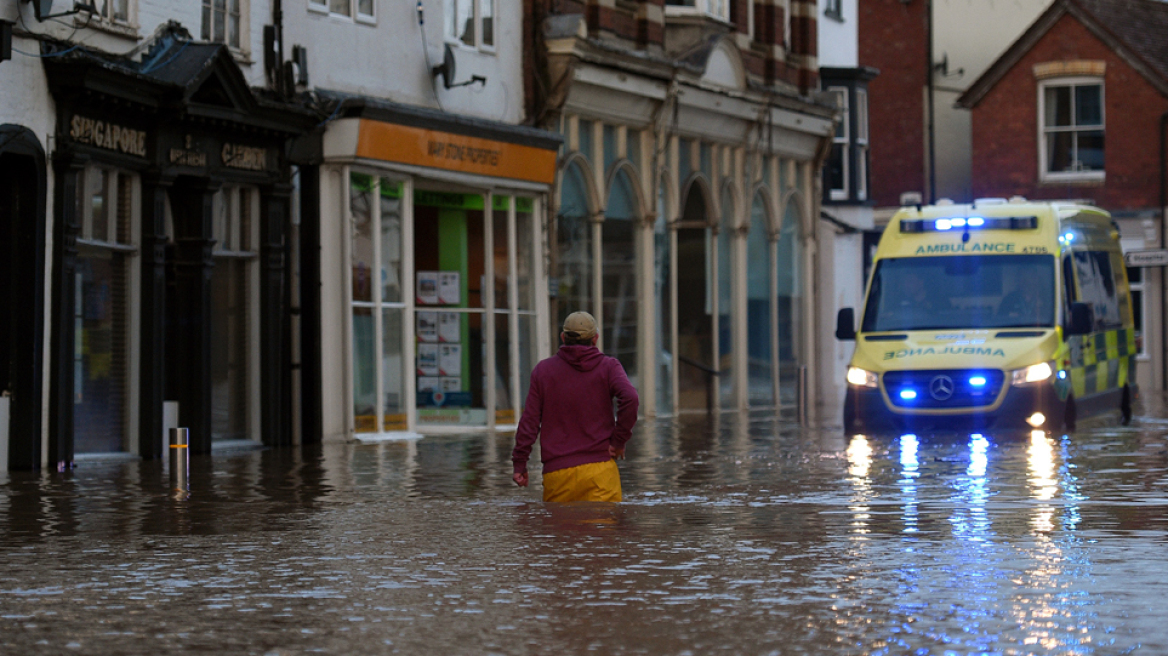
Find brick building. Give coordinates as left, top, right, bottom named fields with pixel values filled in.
left=524, top=0, right=844, bottom=416
left=956, top=0, right=1168, bottom=394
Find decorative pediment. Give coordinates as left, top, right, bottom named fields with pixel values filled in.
left=700, top=38, right=746, bottom=91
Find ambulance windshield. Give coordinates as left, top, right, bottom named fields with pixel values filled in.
left=861, top=254, right=1056, bottom=332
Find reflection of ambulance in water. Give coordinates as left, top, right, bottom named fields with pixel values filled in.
left=836, top=198, right=1136, bottom=433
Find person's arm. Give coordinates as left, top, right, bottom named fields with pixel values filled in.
left=511, top=369, right=544, bottom=486
left=608, top=360, right=639, bottom=458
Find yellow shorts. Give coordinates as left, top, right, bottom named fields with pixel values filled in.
left=541, top=459, right=622, bottom=502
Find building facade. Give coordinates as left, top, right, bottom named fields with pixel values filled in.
left=1, top=1, right=310, bottom=470
left=527, top=0, right=837, bottom=418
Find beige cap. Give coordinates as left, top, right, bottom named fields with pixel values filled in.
left=561, top=311, right=598, bottom=340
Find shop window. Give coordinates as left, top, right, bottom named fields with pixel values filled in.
left=554, top=162, right=593, bottom=332
left=202, top=0, right=243, bottom=49
left=1040, top=78, right=1104, bottom=181
left=603, top=170, right=639, bottom=384
left=211, top=186, right=259, bottom=441
left=445, top=0, right=494, bottom=49
left=717, top=190, right=734, bottom=408
left=747, top=193, right=774, bottom=406
left=74, top=166, right=136, bottom=454
left=654, top=178, right=674, bottom=416
left=349, top=173, right=406, bottom=433
left=776, top=201, right=803, bottom=406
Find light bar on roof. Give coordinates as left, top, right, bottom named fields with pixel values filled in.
left=900, top=216, right=1038, bottom=233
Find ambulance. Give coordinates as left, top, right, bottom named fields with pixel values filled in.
left=836, top=198, right=1136, bottom=433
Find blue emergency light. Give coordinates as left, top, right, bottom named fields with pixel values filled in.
left=969, top=376, right=987, bottom=387
left=899, top=389, right=918, bottom=400
left=900, top=216, right=1038, bottom=233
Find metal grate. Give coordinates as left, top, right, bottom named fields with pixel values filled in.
left=883, top=369, right=1005, bottom=408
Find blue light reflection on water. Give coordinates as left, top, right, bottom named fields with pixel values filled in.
left=900, top=434, right=919, bottom=534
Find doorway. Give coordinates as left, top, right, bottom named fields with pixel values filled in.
left=0, top=126, right=47, bottom=470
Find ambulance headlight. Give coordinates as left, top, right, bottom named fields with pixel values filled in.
left=847, top=366, right=879, bottom=388
left=1011, top=362, right=1053, bottom=385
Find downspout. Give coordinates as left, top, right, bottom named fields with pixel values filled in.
left=926, top=0, right=936, bottom=203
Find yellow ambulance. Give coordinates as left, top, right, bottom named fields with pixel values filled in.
left=836, top=198, right=1136, bottom=433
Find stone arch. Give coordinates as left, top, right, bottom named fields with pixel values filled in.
left=678, top=173, right=716, bottom=227
left=604, top=159, right=646, bottom=224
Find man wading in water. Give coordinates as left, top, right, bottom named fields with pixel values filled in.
left=511, top=311, right=639, bottom=502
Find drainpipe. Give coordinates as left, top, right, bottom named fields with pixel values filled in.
left=926, top=0, right=936, bottom=203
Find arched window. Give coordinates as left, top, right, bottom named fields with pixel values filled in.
left=676, top=182, right=713, bottom=412
left=654, top=176, right=674, bottom=416
left=717, top=187, right=735, bottom=408
left=777, top=198, right=803, bottom=405
left=555, top=162, right=593, bottom=327
left=746, top=192, right=774, bottom=406
left=602, top=168, right=639, bottom=381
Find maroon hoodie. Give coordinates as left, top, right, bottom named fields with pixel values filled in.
left=512, top=344, right=639, bottom=475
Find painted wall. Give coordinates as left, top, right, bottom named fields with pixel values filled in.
left=818, top=0, right=858, bottom=68
left=284, top=0, right=524, bottom=124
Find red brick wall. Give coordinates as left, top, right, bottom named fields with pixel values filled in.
left=970, top=15, right=1168, bottom=211
left=860, top=0, right=927, bottom=207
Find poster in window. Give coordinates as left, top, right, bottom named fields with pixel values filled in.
left=417, top=343, right=439, bottom=376
left=438, top=271, right=460, bottom=305
left=417, top=271, right=439, bottom=305
left=438, top=343, right=462, bottom=376
left=417, top=376, right=441, bottom=392
left=440, top=377, right=462, bottom=392
left=416, top=311, right=439, bottom=342
left=438, top=312, right=460, bottom=342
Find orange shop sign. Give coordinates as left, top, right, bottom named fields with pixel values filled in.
left=355, top=119, right=555, bottom=185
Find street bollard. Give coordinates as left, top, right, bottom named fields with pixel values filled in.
left=796, top=365, right=808, bottom=426
left=169, top=427, right=189, bottom=491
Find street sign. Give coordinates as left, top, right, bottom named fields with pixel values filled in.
left=1124, top=250, right=1168, bottom=267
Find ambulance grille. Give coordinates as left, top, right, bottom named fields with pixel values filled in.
left=883, top=369, right=1005, bottom=408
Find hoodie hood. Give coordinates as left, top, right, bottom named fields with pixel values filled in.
left=556, top=344, right=605, bottom=372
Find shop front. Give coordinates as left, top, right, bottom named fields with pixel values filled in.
left=309, top=101, right=560, bottom=439
left=43, top=39, right=312, bottom=466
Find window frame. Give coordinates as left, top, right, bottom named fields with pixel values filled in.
left=1037, top=76, right=1105, bottom=183
left=855, top=88, right=868, bottom=201
left=202, top=0, right=247, bottom=53
left=828, top=86, right=849, bottom=201
left=445, top=0, right=496, bottom=52
left=310, top=0, right=375, bottom=24
left=824, top=0, right=843, bottom=22
left=664, top=0, right=731, bottom=24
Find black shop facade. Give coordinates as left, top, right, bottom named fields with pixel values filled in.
left=34, top=41, right=314, bottom=470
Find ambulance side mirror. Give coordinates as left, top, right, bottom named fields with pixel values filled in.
left=1067, top=302, right=1093, bottom=335
left=836, top=308, right=856, bottom=341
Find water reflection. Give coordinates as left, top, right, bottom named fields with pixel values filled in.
left=1, top=410, right=1168, bottom=654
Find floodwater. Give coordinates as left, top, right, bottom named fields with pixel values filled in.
left=2, top=402, right=1168, bottom=655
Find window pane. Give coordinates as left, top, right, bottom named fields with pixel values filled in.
left=358, top=0, right=374, bottom=16
left=350, top=173, right=374, bottom=303
left=211, top=257, right=250, bottom=441
left=382, top=309, right=406, bottom=431
left=717, top=197, right=733, bottom=408
left=603, top=173, right=638, bottom=383
left=494, top=312, right=513, bottom=421
left=577, top=119, right=594, bottom=161
left=74, top=249, right=128, bottom=453
left=330, top=0, right=350, bottom=17
left=515, top=199, right=535, bottom=311
left=1044, top=86, right=1071, bottom=127
left=379, top=179, right=403, bottom=303
left=444, top=0, right=458, bottom=39
left=480, top=0, right=493, bottom=46
left=1075, top=85, right=1102, bottom=126
left=1076, top=130, right=1105, bottom=171
left=654, top=187, right=673, bottom=416
left=493, top=196, right=510, bottom=309
left=856, top=90, right=868, bottom=141
left=603, top=124, right=617, bottom=172
left=517, top=313, right=537, bottom=409
left=556, top=164, right=592, bottom=325
left=202, top=2, right=211, bottom=40
left=90, top=169, right=109, bottom=242
left=112, top=0, right=127, bottom=21
left=1046, top=132, right=1073, bottom=173
left=747, top=195, right=773, bottom=406
left=777, top=204, right=802, bottom=405
left=352, top=307, right=376, bottom=432
left=458, top=0, right=475, bottom=46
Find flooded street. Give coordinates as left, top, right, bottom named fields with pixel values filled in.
left=3, top=401, right=1168, bottom=655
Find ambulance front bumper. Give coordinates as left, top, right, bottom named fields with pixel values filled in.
left=843, top=382, right=1066, bottom=433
